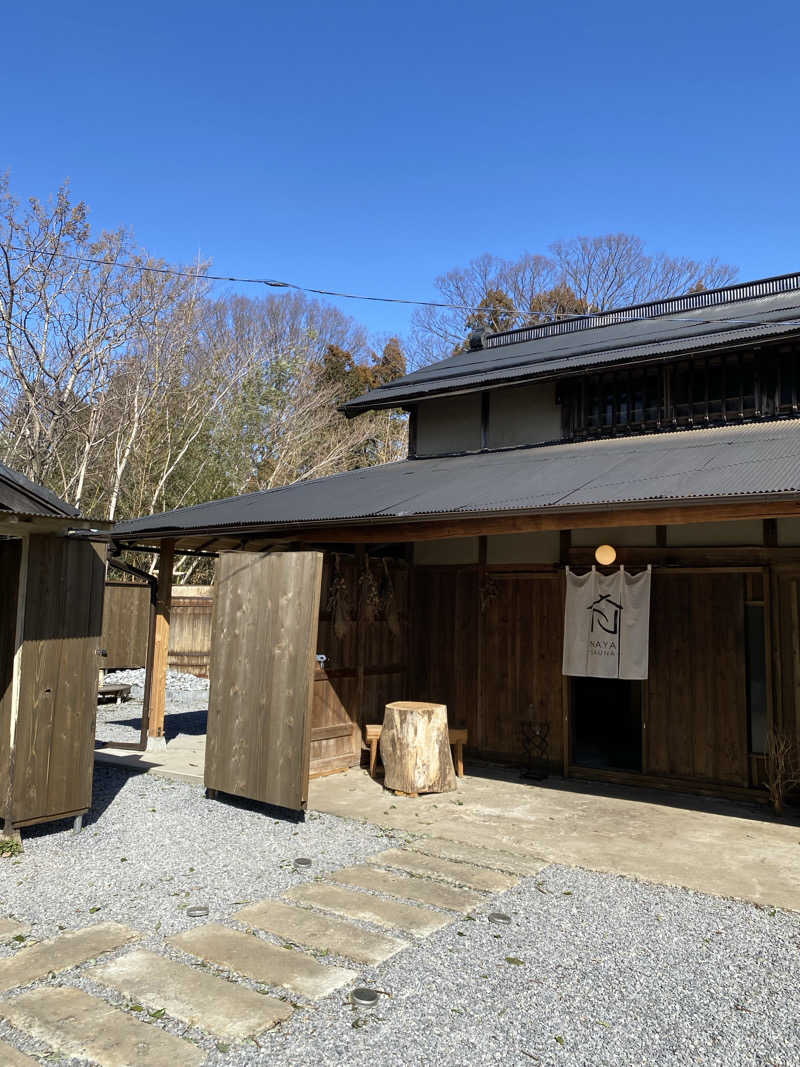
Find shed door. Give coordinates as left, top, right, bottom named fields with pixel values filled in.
left=12, top=535, right=105, bottom=825
left=205, top=551, right=323, bottom=811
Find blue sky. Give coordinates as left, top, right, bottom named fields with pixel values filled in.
left=3, top=1, right=799, bottom=341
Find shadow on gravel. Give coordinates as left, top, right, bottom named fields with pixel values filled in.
left=101, top=707, right=208, bottom=742
left=206, top=787, right=306, bottom=825
left=17, top=764, right=138, bottom=841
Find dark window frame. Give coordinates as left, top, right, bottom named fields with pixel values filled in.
left=558, top=343, right=800, bottom=441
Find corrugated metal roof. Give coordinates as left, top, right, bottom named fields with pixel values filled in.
left=342, top=277, right=800, bottom=414
left=112, top=419, right=800, bottom=539
left=0, top=462, right=79, bottom=518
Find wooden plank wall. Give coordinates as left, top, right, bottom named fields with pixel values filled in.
left=480, top=574, right=564, bottom=766
left=205, top=551, right=323, bottom=811
left=773, top=569, right=800, bottom=745
left=102, top=582, right=151, bottom=669
left=410, top=568, right=564, bottom=770
left=646, top=572, right=749, bottom=785
left=411, top=563, right=773, bottom=790
left=102, top=583, right=213, bottom=675
left=13, top=535, right=105, bottom=826
left=312, top=552, right=409, bottom=776
left=169, top=594, right=213, bottom=677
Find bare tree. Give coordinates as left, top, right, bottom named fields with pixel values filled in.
left=550, top=234, right=737, bottom=311
left=411, top=235, right=738, bottom=366
left=0, top=178, right=142, bottom=500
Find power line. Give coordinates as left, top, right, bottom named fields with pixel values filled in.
left=5, top=241, right=800, bottom=331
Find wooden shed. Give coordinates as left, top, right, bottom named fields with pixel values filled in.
left=111, top=273, right=800, bottom=813
left=0, top=463, right=106, bottom=840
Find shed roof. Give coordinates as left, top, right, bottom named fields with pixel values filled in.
left=0, top=462, right=79, bottom=518
left=342, top=272, right=800, bottom=414
left=112, top=418, right=800, bottom=541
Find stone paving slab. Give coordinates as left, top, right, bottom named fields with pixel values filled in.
left=234, top=899, right=408, bottom=965
left=0, top=1039, right=39, bottom=1065
left=328, top=865, right=484, bottom=913
left=169, top=923, right=354, bottom=1000
left=0, top=986, right=204, bottom=1067
left=0, top=919, right=31, bottom=944
left=369, top=848, right=519, bottom=891
left=0, top=923, right=138, bottom=993
left=89, top=948, right=293, bottom=1040
left=408, top=836, right=549, bottom=876
left=287, top=882, right=453, bottom=935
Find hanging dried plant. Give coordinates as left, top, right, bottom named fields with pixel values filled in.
left=380, top=558, right=401, bottom=637
left=480, top=574, right=499, bottom=612
left=359, top=557, right=381, bottom=624
left=326, top=555, right=353, bottom=639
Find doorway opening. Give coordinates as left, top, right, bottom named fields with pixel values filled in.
left=571, top=677, right=643, bottom=773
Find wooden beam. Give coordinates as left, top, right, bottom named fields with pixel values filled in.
left=117, top=496, right=800, bottom=552
left=142, top=540, right=174, bottom=744
left=567, top=545, right=800, bottom=566
left=355, top=545, right=367, bottom=732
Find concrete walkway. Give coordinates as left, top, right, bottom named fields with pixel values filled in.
left=94, top=734, right=205, bottom=785
left=309, top=766, right=800, bottom=912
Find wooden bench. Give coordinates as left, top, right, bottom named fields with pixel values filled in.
left=97, top=683, right=132, bottom=705
left=365, top=724, right=467, bottom=778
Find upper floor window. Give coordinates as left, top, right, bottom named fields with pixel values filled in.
left=558, top=343, right=800, bottom=440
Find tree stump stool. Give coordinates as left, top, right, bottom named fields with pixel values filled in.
left=379, top=701, right=457, bottom=795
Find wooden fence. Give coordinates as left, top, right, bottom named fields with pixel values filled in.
left=102, top=583, right=213, bottom=676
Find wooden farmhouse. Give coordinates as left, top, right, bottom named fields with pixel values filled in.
left=113, top=273, right=800, bottom=810
left=0, top=463, right=106, bottom=837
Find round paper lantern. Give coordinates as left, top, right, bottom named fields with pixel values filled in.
left=595, top=544, right=617, bottom=566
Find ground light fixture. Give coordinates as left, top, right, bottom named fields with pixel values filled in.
left=488, top=911, right=511, bottom=924
left=186, top=905, right=209, bottom=918
left=351, top=988, right=379, bottom=1008
left=294, top=857, right=313, bottom=870
left=594, top=543, right=617, bottom=566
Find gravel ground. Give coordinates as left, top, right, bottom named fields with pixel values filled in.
left=96, top=669, right=209, bottom=745
left=1, top=764, right=798, bottom=1066
left=5, top=672, right=800, bottom=1065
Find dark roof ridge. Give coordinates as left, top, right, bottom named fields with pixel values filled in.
left=486, top=270, right=800, bottom=349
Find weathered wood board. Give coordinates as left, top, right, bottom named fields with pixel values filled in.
left=646, top=572, right=749, bottom=785
left=102, top=582, right=151, bottom=670
left=204, top=551, right=323, bottom=811
left=11, top=535, right=105, bottom=826
left=479, top=573, right=564, bottom=766
left=102, top=584, right=214, bottom=675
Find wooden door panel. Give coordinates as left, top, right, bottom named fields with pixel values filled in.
left=205, top=551, right=323, bottom=811
left=13, top=536, right=104, bottom=823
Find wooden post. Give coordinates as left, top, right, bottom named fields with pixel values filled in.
left=355, top=545, right=367, bottom=731
left=142, top=540, right=174, bottom=747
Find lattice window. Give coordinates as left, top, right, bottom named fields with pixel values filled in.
left=558, top=342, right=800, bottom=439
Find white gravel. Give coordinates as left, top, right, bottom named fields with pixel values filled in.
left=97, top=669, right=209, bottom=745
left=2, top=679, right=798, bottom=1066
